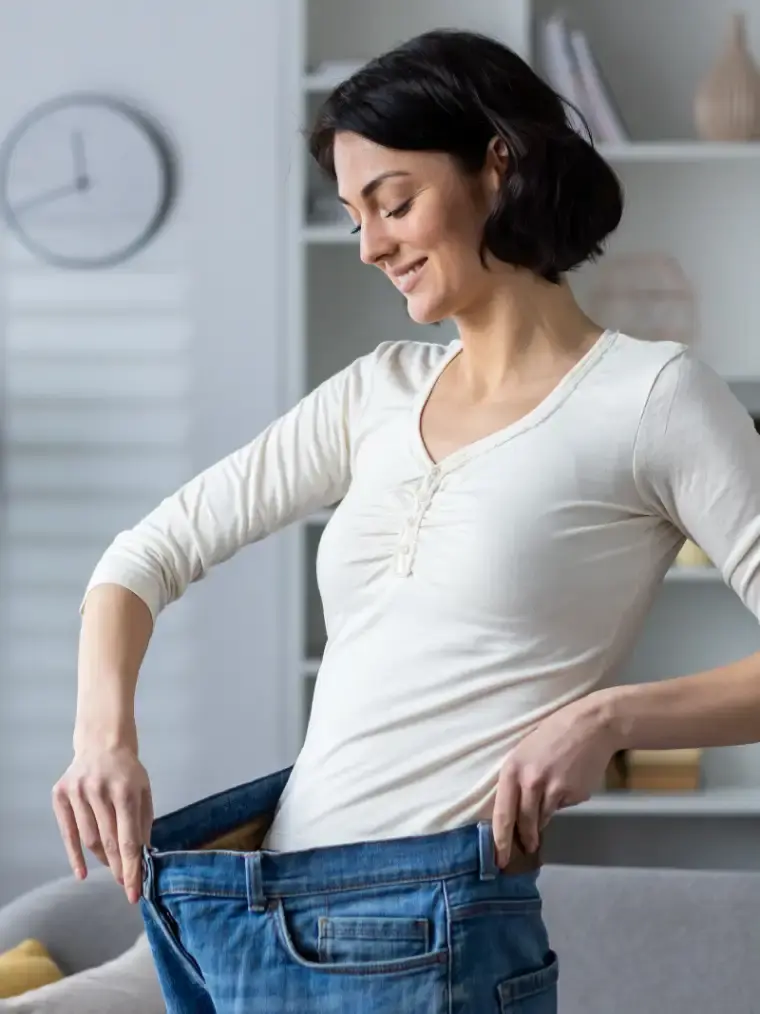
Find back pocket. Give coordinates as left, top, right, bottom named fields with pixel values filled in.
left=317, top=915, right=430, bottom=964
left=497, top=950, right=558, bottom=1012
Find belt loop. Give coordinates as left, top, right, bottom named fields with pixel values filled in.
left=245, top=852, right=266, bottom=912
left=477, top=821, right=498, bottom=881
left=141, top=845, right=155, bottom=901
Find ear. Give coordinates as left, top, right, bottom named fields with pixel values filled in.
left=484, top=136, right=509, bottom=197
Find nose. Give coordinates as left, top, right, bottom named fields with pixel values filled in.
left=359, top=218, right=397, bottom=266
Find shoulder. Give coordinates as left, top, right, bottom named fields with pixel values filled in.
left=600, top=330, right=688, bottom=388
left=343, top=338, right=454, bottom=398
left=593, top=331, right=734, bottom=423
left=372, top=338, right=455, bottom=385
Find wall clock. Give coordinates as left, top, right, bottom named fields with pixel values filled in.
left=0, top=93, right=177, bottom=269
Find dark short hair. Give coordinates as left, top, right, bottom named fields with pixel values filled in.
left=309, top=29, right=623, bottom=284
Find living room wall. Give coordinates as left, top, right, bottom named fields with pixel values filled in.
left=0, top=0, right=292, bottom=904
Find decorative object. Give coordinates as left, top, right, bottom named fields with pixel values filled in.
left=676, top=540, right=713, bottom=568
left=0, top=93, right=177, bottom=269
left=694, top=12, right=760, bottom=141
left=0, top=938, right=64, bottom=998
left=604, top=750, right=628, bottom=791
left=588, top=252, right=697, bottom=345
left=605, top=749, right=703, bottom=793
left=625, top=749, right=703, bottom=793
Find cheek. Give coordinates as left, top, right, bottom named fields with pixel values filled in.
left=422, top=204, right=484, bottom=281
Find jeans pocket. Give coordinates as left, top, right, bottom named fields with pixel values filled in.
left=496, top=950, right=559, bottom=1013
left=317, top=915, right=430, bottom=964
left=273, top=900, right=448, bottom=976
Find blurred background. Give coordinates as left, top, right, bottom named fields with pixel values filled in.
left=2, top=0, right=760, bottom=907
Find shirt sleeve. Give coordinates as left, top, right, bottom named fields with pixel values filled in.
left=633, top=350, right=760, bottom=619
left=81, top=347, right=382, bottom=621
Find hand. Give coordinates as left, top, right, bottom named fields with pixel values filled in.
left=52, top=744, right=153, bottom=904
left=492, top=693, right=617, bottom=867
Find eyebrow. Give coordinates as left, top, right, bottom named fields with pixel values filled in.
left=337, top=170, right=412, bottom=205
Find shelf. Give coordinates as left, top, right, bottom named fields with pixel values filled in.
left=558, top=788, right=760, bottom=817
left=302, top=224, right=356, bottom=245
left=302, top=64, right=366, bottom=93
left=598, top=141, right=760, bottom=163
left=306, top=508, right=335, bottom=525
left=664, top=567, right=722, bottom=583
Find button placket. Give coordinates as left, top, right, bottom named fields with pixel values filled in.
left=395, top=468, right=442, bottom=576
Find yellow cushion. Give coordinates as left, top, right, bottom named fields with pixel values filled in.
left=0, top=938, right=65, bottom=998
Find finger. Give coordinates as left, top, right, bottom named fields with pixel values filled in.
left=52, top=787, right=86, bottom=879
left=140, top=786, right=154, bottom=847
left=539, top=789, right=565, bottom=830
left=516, top=775, right=543, bottom=854
left=114, top=789, right=145, bottom=905
left=492, top=766, right=519, bottom=869
left=87, top=794, right=124, bottom=886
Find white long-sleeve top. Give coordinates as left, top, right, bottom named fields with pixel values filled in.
left=82, top=330, right=760, bottom=851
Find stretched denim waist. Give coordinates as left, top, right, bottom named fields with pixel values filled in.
left=141, top=766, right=524, bottom=906
left=143, top=818, right=510, bottom=907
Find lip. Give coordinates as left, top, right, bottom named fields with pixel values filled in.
left=390, top=258, right=427, bottom=295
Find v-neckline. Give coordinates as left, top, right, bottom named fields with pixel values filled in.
left=412, top=328, right=618, bottom=471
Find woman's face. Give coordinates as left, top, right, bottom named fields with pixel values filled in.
left=333, top=132, right=502, bottom=325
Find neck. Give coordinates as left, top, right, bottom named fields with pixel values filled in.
left=451, top=267, right=604, bottom=397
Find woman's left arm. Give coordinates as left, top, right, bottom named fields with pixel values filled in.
left=611, top=351, right=760, bottom=748
left=493, top=352, right=760, bottom=867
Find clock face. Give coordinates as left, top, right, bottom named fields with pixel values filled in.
left=0, top=94, right=176, bottom=269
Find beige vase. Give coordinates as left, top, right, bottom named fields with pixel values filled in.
left=694, top=12, right=760, bottom=141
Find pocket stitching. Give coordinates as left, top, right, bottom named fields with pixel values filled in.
left=450, top=898, right=542, bottom=920
left=496, top=950, right=559, bottom=1007
left=274, top=902, right=446, bottom=976
left=317, top=916, right=430, bottom=963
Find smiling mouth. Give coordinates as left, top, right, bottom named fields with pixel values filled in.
left=392, top=258, right=427, bottom=294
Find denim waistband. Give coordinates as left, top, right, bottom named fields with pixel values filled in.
left=142, top=767, right=532, bottom=910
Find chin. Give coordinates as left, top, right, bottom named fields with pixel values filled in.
left=405, top=293, right=451, bottom=326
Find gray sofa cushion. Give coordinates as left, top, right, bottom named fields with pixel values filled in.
left=541, top=863, right=760, bottom=1014
left=0, top=868, right=142, bottom=976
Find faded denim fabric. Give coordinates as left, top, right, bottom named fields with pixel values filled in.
left=141, top=767, right=557, bottom=1013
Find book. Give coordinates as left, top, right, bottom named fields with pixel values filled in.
left=539, top=14, right=630, bottom=144
left=539, top=14, right=592, bottom=138
left=568, top=28, right=630, bottom=143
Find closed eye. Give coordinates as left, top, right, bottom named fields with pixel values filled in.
left=350, top=198, right=415, bottom=235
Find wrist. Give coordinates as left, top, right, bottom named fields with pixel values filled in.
left=580, top=686, right=632, bottom=752
left=73, top=714, right=138, bottom=755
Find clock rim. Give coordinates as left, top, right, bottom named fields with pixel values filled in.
left=0, top=92, right=177, bottom=270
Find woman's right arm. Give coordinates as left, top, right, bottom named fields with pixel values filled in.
left=53, top=344, right=389, bottom=903
left=53, top=584, right=155, bottom=904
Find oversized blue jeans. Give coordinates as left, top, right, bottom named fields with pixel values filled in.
left=140, top=767, right=557, bottom=1013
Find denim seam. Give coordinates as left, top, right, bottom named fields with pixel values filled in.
left=442, top=880, right=454, bottom=1014
left=160, top=887, right=248, bottom=900
left=157, top=864, right=481, bottom=902
left=448, top=899, right=542, bottom=920
left=144, top=899, right=208, bottom=992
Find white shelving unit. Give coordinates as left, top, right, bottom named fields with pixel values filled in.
left=283, top=0, right=760, bottom=848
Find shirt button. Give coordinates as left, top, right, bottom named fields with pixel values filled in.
left=399, top=544, right=411, bottom=555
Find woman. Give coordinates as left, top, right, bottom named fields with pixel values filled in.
left=52, top=28, right=760, bottom=1014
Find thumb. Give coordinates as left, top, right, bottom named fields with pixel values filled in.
left=492, top=766, right=519, bottom=869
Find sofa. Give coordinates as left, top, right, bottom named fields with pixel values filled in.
left=1, top=863, right=759, bottom=1012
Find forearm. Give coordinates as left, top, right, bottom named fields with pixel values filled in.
left=74, top=584, right=154, bottom=753
left=597, top=651, right=760, bottom=751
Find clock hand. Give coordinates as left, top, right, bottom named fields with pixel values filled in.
left=71, top=130, right=90, bottom=191
left=13, top=181, right=82, bottom=215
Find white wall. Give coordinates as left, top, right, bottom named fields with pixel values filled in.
left=0, top=0, right=291, bottom=903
